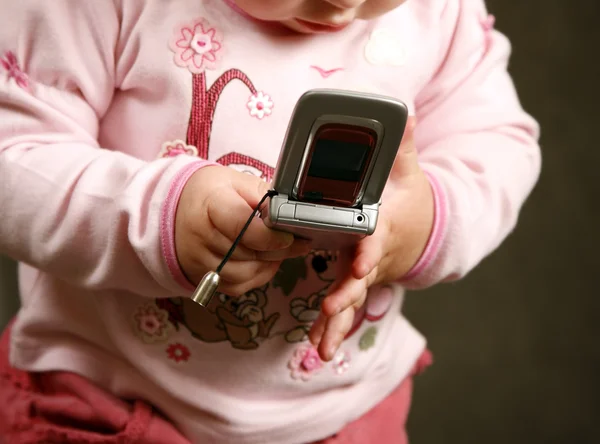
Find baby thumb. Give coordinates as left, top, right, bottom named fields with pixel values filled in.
left=232, top=171, right=274, bottom=210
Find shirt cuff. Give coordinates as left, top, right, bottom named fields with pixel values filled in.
left=399, top=170, right=449, bottom=289
left=160, top=160, right=220, bottom=294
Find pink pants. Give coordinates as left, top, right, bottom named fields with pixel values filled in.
left=0, top=322, right=431, bottom=444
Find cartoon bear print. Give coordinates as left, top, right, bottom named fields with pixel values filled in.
left=310, top=250, right=338, bottom=283
left=285, top=250, right=338, bottom=343
left=283, top=249, right=396, bottom=344
left=215, top=288, right=280, bottom=350
left=156, top=285, right=279, bottom=350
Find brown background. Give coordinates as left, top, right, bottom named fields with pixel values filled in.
left=405, top=0, right=599, bottom=442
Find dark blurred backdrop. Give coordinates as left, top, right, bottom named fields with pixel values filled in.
left=405, top=1, right=600, bottom=443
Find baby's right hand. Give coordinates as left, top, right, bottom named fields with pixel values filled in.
left=175, top=166, right=311, bottom=296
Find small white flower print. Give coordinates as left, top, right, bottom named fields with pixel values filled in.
left=247, top=91, right=274, bottom=120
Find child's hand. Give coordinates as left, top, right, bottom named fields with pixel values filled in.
left=309, top=118, right=435, bottom=361
left=175, top=166, right=311, bottom=296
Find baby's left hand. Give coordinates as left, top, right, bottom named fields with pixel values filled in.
left=309, top=118, right=435, bottom=361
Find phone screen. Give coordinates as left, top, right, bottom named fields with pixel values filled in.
left=307, top=139, right=370, bottom=182
left=298, top=123, right=377, bottom=206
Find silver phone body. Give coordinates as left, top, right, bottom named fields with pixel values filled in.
left=264, top=89, right=408, bottom=249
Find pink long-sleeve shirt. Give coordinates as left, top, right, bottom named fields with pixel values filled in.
left=0, top=0, right=540, bottom=442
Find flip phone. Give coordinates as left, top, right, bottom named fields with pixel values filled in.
left=263, top=89, right=408, bottom=249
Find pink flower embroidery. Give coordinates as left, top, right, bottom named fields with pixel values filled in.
left=1, top=51, right=29, bottom=91
left=166, top=343, right=191, bottom=363
left=158, top=140, right=199, bottom=158
left=132, top=303, right=174, bottom=344
left=331, top=350, right=351, bottom=375
left=247, top=91, right=273, bottom=120
left=170, top=19, right=223, bottom=74
left=288, top=344, right=324, bottom=381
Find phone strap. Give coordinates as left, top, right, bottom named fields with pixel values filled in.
left=190, top=189, right=278, bottom=307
